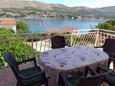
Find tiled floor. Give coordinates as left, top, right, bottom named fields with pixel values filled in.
left=0, top=67, right=16, bottom=86
left=0, top=63, right=56, bottom=86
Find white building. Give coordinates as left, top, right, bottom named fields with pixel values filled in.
left=0, top=18, right=16, bottom=32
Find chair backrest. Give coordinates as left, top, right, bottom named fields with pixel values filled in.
left=103, top=39, right=115, bottom=56
left=77, top=74, right=104, bottom=86
left=50, top=36, right=66, bottom=49
left=3, top=52, right=20, bottom=79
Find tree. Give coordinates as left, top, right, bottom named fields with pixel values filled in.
left=96, top=19, right=115, bottom=31
left=96, top=22, right=112, bottom=30
left=16, top=20, right=31, bottom=33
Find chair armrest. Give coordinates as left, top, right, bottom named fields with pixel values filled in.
left=18, top=57, right=37, bottom=66
left=19, top=71, right=46, bottom=80
left=108, top=58, right=115, bottom=68
left=94, top=45, right=103, bottom=48
left=59, top=71, right=71, bottom=86
left=97, top=65, right=108, bottom=72
left=85, top=67, right=98, bottom=76
left=65, top=43, right=71, bottom=47
left=109, top=58, right=115, bottom=61
left=96, top=65, right=112, bottom=74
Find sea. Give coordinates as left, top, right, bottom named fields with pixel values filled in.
left=16, top=17, right=108, bottom=33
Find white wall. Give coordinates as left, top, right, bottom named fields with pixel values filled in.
left=0, top=25, right=16, bottom=32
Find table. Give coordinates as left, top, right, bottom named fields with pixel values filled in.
left=39, top=46, right=109, bottom=86
left=39, top=46, right=109, bottom=70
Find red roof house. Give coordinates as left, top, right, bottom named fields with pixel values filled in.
left=0, top=18, right=16, bottom=32
left=63, top=26, right=79, bottom=30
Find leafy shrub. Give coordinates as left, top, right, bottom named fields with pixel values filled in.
left=16, top=20, right=31, bottom=33
left=0, top=28, right=39, bottom=67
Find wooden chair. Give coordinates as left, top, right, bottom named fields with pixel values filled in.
left=50, top=36, right=70, bottom=49
left=58, top=66, right=108, bottom=86
left=3, top=52, right=48, bottom=86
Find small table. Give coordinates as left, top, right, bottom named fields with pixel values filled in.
left=39, top=46, right=109, bottom=86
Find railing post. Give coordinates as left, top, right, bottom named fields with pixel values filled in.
left=31, top=36, right=34, bottom=57
left=70, top=34, right=73, bottom=46
left=39, top=35, right=43, bottom=53
left=95, top=29, right=99, bottom=47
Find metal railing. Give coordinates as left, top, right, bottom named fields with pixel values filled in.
left=65, top=29, right=98, bottom=46
left=65, top=29, right=115, bottom=47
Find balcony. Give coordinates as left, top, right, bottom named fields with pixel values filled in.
left=0, top=29, right=115, bottom=86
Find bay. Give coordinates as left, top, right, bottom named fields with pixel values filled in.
left=17, top=17, right=107, bottom=32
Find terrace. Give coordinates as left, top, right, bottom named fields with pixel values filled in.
left=0, top=29, right=115, bottom=86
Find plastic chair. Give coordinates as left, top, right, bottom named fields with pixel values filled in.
left=50, top=36, right=70, bottom=49
left=95, top=65, right=115, bottom=86
left=58, top=66, right=107, bottom=86
left=98, top=39, right=115, bottom=68
left=3, top=52, right=48, bottom=86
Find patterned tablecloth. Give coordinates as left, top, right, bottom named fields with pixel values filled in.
left=39, top=46, right=109, bottom=71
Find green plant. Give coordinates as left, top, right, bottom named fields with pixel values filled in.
left=50, top=33, right=59, bottom=36
left=62, top=32, right=71, bottom=34
left=16, top=20, right=31, bottom=33
left=0, top=28, right=39, bottom=67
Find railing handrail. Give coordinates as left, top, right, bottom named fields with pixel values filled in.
left=73, top=28, right=99, bottom=32
left=99, top=29, right=115, bottom=33
left=0, top=32, right=46, bottom=36
left=73, top=28, right=115, bottom=33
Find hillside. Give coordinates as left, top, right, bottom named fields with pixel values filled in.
left=50, top=4, right=115, bottom=18
left=0, top=0, right=53, bottom=10
left=96, top=6, right=115, bottom=17
left=0, top=0, right=115, bottom=18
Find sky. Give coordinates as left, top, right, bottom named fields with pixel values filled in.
left=25, top=0, right=115, bottom=8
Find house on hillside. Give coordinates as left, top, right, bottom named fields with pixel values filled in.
left=44, top=26, right=79, bottom=35
left=0, top=18, right=16, bottom=32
